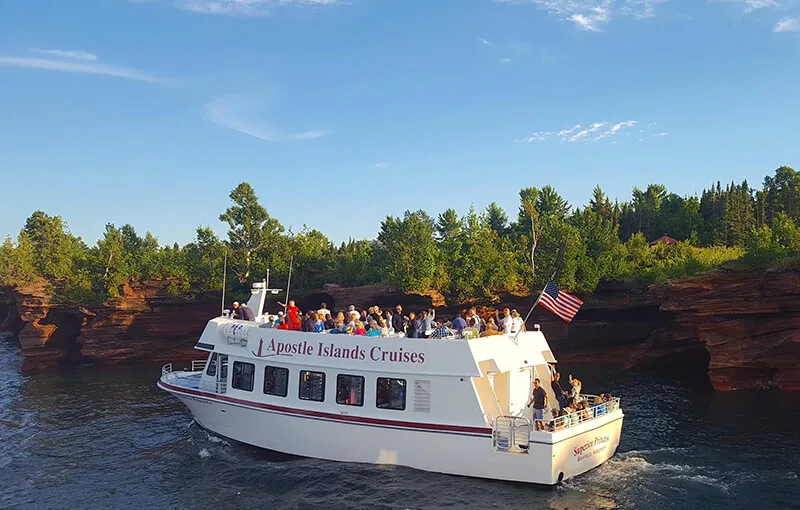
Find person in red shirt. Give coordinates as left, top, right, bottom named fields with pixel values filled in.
left=278, top=300, right=302, bottom=331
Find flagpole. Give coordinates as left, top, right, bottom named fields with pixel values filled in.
left=515, top=270, right=557, bottom=342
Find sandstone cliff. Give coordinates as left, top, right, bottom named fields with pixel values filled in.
left=1, top=271, right=798, bottom=391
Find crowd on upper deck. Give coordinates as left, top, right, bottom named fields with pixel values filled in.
left=230, top=300, right=530, bottom=339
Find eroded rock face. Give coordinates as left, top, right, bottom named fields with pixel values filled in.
left=2, top=271, right=798, bottom=390
left=653, top=271, right=800, bottom=391
left=1, top=280, right=219, bottom=374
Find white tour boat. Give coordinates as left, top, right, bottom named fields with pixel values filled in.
left=158, top=282, right=623, bottom=485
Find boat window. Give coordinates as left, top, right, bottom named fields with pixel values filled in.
left=206, top=353, right=217, bottom=377
left=232, top=361, right=255, bottom=392
left=336, top=374, right=364, bottom=407
left=299, top=370, right=326, bottom=402
left=264, top=366, right=289, bottom=397
left=376, top=377, right=406, bottom=411
left=219, top=355, right=228, bottom=380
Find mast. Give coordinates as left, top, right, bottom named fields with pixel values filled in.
left=220, top=250, right=228, bottom=316
left=283, top=256, right=294, bottom=314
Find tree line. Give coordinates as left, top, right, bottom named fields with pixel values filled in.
left=1, top=166, right=798, bottom=304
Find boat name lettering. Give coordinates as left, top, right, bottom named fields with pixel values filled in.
left=252, top=338, right=425, bottom=363
left=573, top=435, right=610, bottom=460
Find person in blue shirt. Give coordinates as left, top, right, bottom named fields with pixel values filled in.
left=451, top=310, right=468, bottom=334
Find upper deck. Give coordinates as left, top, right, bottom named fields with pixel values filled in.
left=195, top=316, right=557, bottom=378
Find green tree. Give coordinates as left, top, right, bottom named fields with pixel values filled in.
left=375, top=210, right=439, bottom=291
left=219, top=182, right=284, bottom=282
left=485, top=202, right=509, bottom=236
left=0, top=233, right=37, bottom=286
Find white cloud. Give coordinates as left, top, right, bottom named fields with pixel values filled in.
left=204, top=94, right=328, bottom=142
left=375, top=162, right=389, bottom=168
left=0, top=55, right=160, bottom=82
left=639, top=132, right=670, bottom=141
left=478, top=37, right=492, bottom=44
left=774, top=17, right=800, bottom=32
left=496, top=0, right=670, bottom=31
left=722, top=0, right=779, bottom=12
left=174, top=0, right=340, bottom=16
left=29, top=48, right=98, bottom=61
left=519, top=119, right=644, bottom=143
left=500, top=57, right=512, bottom=63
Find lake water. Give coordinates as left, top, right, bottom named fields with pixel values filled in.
left=1, top=332, right=798, bottom=510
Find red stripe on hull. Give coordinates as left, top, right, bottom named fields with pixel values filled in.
left=159, top=380, right=493, bottom=436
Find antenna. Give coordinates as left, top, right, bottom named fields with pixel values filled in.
left=221, top=250, right=228, bottom=317
left=266, top=268, right=270, bottom=290
left=283, top=255, right=294, bottom=314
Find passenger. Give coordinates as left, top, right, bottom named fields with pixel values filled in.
left=314, top=313, right=325, bottom=333
left=299, top=311, right=312, bottom=332
left=384, top=310, right=395, bottom=334
left=430, top=321, right=455, bottom=339
left=479, top=318, right=502, bottom=337
left=550, top=372, right=568, bottom=410
left=592, top=396, right=605, bottom=416
left=392, top=306, right=406, bottom=336
left=370, top=306, right=382, bottom=324
left=568, top=374, right=582, bottom=402
left=231, top=301, right=243, bottom=320
left=317, top=302, right=331, bottom=320
left=405, top=312, right=418, bottom=338
left=366, top=320, right=383, bottom=337
left=526, top=378, right=549, bottom=431
left=354, top=320, right=367, bottom=336
left=421, top=309, right=436, bottom=337
left=323, top=314, right=336, bottom=330
left=277, top=300, right=302, bottom=330
left=511, top=309, right=525, bottom=333
left=240, top=303, right=255, bottom=321
left=468, top=307, right=482, bottom=331
left=462, top=318, right=480, bottom=339
left=451, top=311, right=467, bottom=334
left=496, top=308, right=513, bottom=334
left=360, top=310, right=369, bottom=324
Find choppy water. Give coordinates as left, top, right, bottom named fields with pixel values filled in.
left=1, top=332, right=798, bottom=510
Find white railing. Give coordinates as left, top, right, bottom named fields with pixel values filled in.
left=199, top=378, right=227, bottom=394
left=162, top=363, right=173, bottom=377
left=191, top=360, right=207, bottom=372
left=549, top=395, right=621, bottom=432
left=493, top=416, right=531, bottom=452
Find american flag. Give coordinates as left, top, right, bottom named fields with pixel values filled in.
left=539, top=280, right=583, bottom=323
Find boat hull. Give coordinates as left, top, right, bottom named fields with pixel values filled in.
left=160, top=381, right=623, bottom=485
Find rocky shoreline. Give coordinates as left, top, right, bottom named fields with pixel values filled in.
left=1, top=271, right=798, bottom=391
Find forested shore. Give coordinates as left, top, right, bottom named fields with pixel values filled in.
left=1, top=165, right=798, bottom=305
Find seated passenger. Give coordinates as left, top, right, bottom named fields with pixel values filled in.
left=366, top=320, right=383, bottom=336
left=314, top=313, right=325, bottom=333
left=451, top=311, right=468, bottom=334
left=461, top=318, right=480, bottom=339
left=430, top=321, right=455, bottom=339
left=354, top=321, right=367, bottom=336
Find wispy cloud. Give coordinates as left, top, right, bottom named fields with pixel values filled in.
left=721, top=0, right=779, bottom=12
left=375, top=162, right=389, bottom=168
left=478, top=37, right=492, bottom=44
left=774, top=16, right=800, bottom=31
left=639, top=132, right=670, bottom=142
left=496, top=0, right=670, bottom=31
left=204, top=94, right=328, bottom=142
left=500, top=57, right=512, bottom=63
left=174, top=0, right=340, bottom=16
left=0, top=54, right=160, bottom=83
left=518, top=119, right=644, bottom=144
left=29, top=48, right=98, bottom=61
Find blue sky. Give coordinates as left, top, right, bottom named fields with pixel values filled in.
left=1, top=0, right=799, bottom=246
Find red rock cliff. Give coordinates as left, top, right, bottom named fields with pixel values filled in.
left=0, top=280, right=219, bottom=374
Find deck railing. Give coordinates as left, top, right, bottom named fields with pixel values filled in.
left=190, top=360, right=207, bottom=372
left=548, top=395, right=621, bottom=432
left=493, top=416, right=531, bottom=452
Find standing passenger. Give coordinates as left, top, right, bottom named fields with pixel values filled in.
left=527, top=378, right=549, bottom=431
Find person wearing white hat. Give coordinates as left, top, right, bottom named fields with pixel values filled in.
left=232, top=301, right=242, bottom=319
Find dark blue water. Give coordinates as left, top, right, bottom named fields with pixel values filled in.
left=1, top=332, right=798, bottom=510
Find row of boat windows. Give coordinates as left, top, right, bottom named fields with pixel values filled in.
left=207, top=356, right=406, bottom=410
